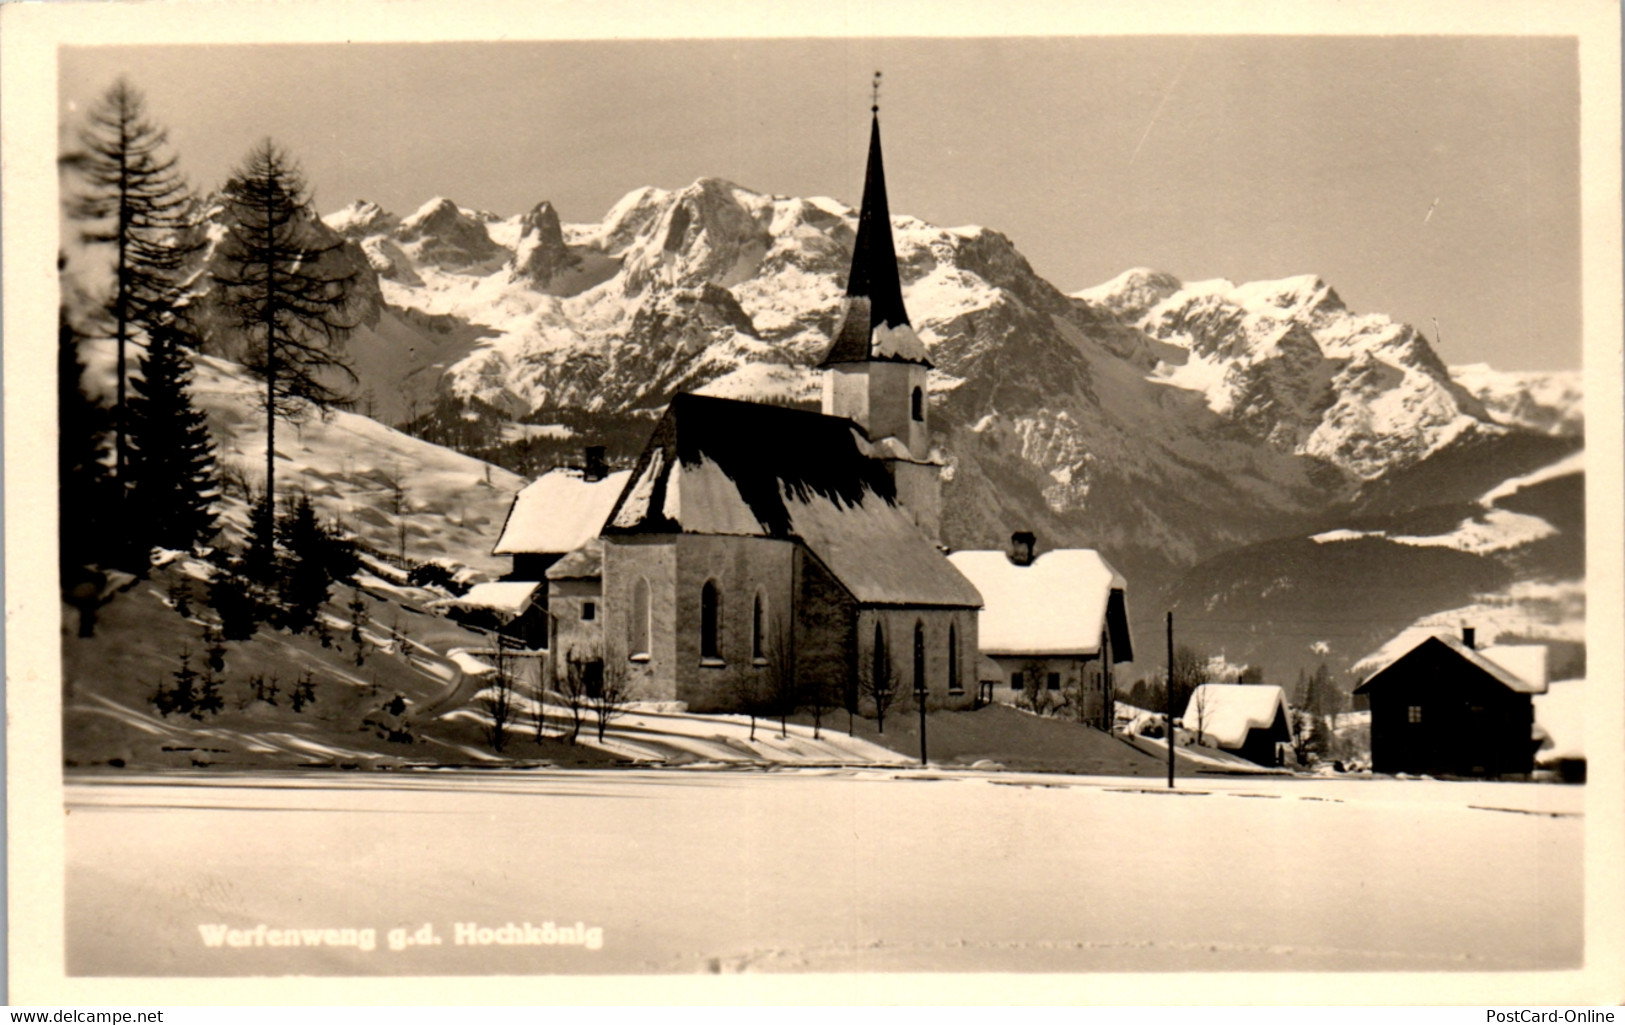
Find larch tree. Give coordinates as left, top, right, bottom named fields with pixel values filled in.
left=214, top=139, right=358, bottom=543
left=66, top=78, right=202, bottom=507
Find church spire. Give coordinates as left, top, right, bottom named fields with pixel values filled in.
left=820, top=78, right=930, bottom=368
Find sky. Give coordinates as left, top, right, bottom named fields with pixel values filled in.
left=58, top=35, right=1581, bottom=371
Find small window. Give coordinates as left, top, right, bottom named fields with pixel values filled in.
left=581, top=601, right=596, bottom=621
left=1011, top=671, right=1024, bottom=691
left=911, top=386, right=924, bottom=422
left=1047, top=672, right=1061, bottom=692
left=948, top=624, right=962, bottom=695
left=1407, top=705, right=1423, bottom=724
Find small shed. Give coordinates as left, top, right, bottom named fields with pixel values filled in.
left=432, top=580, right=547, bottom=649
left=1353, top=630, right=1547, bottom=777
left=1182, top=684, right=1293, bottom=766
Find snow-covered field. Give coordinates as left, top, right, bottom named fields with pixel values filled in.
left=64, top=769, right=1581, bottom=976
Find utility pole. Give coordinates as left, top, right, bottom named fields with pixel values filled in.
left=1166, top=610, right=1175, bottom=789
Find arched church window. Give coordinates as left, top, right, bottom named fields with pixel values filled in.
left=948, top=622, right=961, bottom=695
left=751, top=591, right=766, bottom=661
left=913, top=620, right=927, bottom=697
left=872, top=622, right=887, bottom=695
left=628, top=577, right=650, bottom=659
left=700, top=580, right=722, bottom=661
left=911, top=386, right=924, bottom=422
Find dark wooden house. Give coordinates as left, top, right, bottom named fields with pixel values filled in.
left=1353, top=631, right=1547, bottom=777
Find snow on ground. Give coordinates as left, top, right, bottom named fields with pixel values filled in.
left=63, top=769, right=1582, bottom=978
left=1534, top=679, right=1585, bottom=762
left=441, top=691, right=911, bottom=767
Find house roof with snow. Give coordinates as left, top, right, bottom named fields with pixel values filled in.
left=1353, top=634, right=1548, bottom=695
left=438, top=581, right=542, bottom=616
left=602, top=393, right=980, bottom=608
left=819, top=112, right=931, bottom=369
left=946, top=548, right=1133, bottom=660
left=1181, top=684, right=1291, bottom=750
left=493, top=467, right=632, bottom=556
left=546, top=537, right=603, bottom=581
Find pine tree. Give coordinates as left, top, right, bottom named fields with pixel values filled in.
left=276, top=493, right=331, bottom=633
left=347, top=588, right=369, bottom=667
left=214, top=139, right=358, bottom=532
left=58, top=303, right=113, bottom=585
left=66, top=79, right=202, bottom=513
left=127, top=317, right=218, bottom=554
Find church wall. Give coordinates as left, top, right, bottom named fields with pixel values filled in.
left=865, top=361, right=929, bottom=457
left=857, top=606, right=979, bottom=713
left=672, top=533, right=797, bottom=712
left=602, top=536, right=679, bottom=703
left=546, top=577, right=603, bottom=688
left=824, top=364, right=871, bottom=427
left=794, top=549, right=859, bottom=713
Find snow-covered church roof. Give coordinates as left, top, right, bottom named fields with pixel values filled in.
left=1182, top=684, right=1291, bottom=750
left=602, top=393, right=980, bottom=608
left=946, top=548, right=1131, bottom=659
left=493, top=467, right=631, bottom=556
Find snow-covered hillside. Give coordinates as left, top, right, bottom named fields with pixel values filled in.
left=80, top=339, right=527, bottom=579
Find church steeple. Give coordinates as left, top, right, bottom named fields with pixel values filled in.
left=819, top=94, right=931, bottom=369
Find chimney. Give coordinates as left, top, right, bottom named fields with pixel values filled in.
left=1008, top=531, right=1036, bottom=567
left=1462, top=626, right=1476, bottom=650
left=583, top=445, right=608, bottom=483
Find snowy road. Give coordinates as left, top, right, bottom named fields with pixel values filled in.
left=63, top=768, right=1582, bottom=975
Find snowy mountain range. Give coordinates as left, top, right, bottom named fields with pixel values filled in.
left=176, top=177, right=1581, bottom=682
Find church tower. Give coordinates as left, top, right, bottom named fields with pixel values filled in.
left=820, top=85, right=942, bottom=541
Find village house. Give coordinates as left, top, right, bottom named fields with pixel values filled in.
left=591, top=109, right=984, bottom=713
left=1353, top=627, right=1548, bottom=777
left=947, top=532, right=1133, bottom=729
left=1181, top=683, right=1293, bottom=766
left=465, top=449, right=629, bottom=650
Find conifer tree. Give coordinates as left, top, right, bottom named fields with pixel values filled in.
left=127, top=317, right=219, bottom=554
left=276, top=493, right=332, bottom=634
left=58, top=304, right=113, bottom=585
left=214, top=139, right=358, bottom=531
left=66, top=79, right=202, bottom=502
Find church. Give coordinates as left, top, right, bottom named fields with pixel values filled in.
left=591, top=109, right=985, bottom=713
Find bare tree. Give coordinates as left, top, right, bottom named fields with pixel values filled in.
left=481, top=639, right=517, bottom=753
left=589, top=657, right=631, bottom=744
left=761, top=615, right=799, bottom=740
left=1020, top=658, right=1051, bottom=715
left=861, top=642, right=902, bottom=735
left=556, top=639, right=601, bottom=744
left=1189, top=683, right=1213, bottom=746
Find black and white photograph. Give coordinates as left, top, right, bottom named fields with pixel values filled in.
left=5, top=0, right=1622, bottom=1006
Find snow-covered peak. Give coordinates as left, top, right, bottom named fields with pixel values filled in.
left=323, top=200, right=398, bottom=239
left=1073, top=267, right=1184, bottom=321
left=393, top=196, right=503, bottom=270
left=1451, top=363, right=1584, bottom=437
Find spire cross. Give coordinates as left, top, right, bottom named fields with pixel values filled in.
left=871, top=70, right=881, bottom=114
